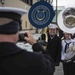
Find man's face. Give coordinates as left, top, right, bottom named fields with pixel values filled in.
left=49, top=28, right=56, bottom=36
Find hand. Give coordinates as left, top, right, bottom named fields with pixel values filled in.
left=24, top=32, right=37, bottom=45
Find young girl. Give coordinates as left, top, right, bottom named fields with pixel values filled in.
left=61, top=32, right=75, bottom=75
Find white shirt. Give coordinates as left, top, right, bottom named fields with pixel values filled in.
left=61, top=39, right=75, bottom=61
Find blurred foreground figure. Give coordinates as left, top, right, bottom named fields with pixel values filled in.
left=0, top=7, right=55, bottom=75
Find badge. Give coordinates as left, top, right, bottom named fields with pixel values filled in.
left=28, top=1, right=55, bottom=28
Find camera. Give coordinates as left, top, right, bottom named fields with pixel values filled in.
left=18, top=33, right=27, bottom=42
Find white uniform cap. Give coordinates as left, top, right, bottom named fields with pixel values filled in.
left=0, top=7, right=27, bottom=21
left=0, top=7, right=28, bottom=33
left=48, top=24, right=58, bottom=29
left=0, top=7, right=27, bottom=16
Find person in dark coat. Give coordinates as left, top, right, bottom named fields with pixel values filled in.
left=46, top=23, right=61, bottom=66
left=0, top=7, right=55, bottom=75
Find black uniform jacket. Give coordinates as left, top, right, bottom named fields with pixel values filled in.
left=0, top=42, right=55, bottom=75
left=46, top=34, right=61, bottom=66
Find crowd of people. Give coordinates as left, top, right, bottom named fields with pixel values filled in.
left=0, top=6, right=75, bottom=75
left=0, top=7, right=55, bottom=75
left=40, top=23, right=75, bottom=75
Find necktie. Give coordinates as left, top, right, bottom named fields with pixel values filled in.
left=64, top=41, right=71, bottom=53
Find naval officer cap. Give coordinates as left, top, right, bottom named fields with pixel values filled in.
left=0, top=7, right=27, bottom=34
left=48, top=23, right=58, bottom=29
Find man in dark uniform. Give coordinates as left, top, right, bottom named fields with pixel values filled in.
left=0, top=7, right=55, bottom=75
left=46, top=23, right=61, bottom=66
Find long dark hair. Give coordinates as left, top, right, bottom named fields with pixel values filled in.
left=63, top=33, right=73, bottom=39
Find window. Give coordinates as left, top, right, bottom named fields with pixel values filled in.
left=21, top=0, right=33, bottom=5
left=25, top=21, right=27, bottom=28
left=37, top=0, right=52, bottom=3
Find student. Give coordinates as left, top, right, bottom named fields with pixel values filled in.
left=61, top=32, right=75, bottom=75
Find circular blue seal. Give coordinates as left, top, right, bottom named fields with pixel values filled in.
left=28, top=1, right=55, bottom=28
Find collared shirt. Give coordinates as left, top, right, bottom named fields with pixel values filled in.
left=61, top=39, right=75, bottom=61
left=49, top=35, right=55, bottom=39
